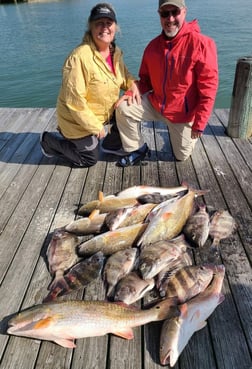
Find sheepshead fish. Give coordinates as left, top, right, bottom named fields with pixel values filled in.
left=138, top=188, right=209, bottom=247
left=103, top=248, right=138, bottom=297
left=43, top=252, right=105, bottom=302
left=105, top=203, right=155, bottom=231
left=8, top=298, right=180, bottom=348
left=46, top=229, right=80, bottom=291
left=78, top=223, right=147, bottom=256
left=183, top=204, right=210, bottom=247
left=209, top=209, right=238, bottom=250
left=116, top=184, right=188, bottom=199
left=160, top=264, right=225, bottom=367
left=78, top=191, right=138, bottom=215
left=138, top=236, right=188, bottom=280
left=157, top=251, right=193, bottom=297
left=65, top=211, right=107, bottom=235
left=164, top=265, right=214, bottom=303
left=113, top=271, right=155, bottom=305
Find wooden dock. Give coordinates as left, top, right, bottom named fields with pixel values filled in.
left=0, top=107, right=251, bottom=369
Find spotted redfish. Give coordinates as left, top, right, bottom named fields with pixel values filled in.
left=8, top=298, right=180, bottom=348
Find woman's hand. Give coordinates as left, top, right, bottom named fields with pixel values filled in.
left=96, top=127, right=106, bottom=140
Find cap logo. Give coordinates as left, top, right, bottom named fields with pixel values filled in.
left=99, top=7, right=111, bottom=14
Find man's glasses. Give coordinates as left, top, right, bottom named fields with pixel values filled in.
left=159, top=8, right=181, bottom=18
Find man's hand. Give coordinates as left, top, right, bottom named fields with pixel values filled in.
left=191, top=130, right=203, bottom=139
left=114, top=82, right=141, bottom=108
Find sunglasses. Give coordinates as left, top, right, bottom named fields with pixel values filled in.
left=159, top=8, right=181, bottom=18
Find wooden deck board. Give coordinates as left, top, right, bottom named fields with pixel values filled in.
left=0, top=108, right=251, bottom=369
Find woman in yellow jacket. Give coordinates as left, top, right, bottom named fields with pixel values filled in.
left=40, top=3, right=139, bottom=167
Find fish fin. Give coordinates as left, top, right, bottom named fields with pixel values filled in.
left=98, top=191, right=104, bottom=202
left=33, top=317, right=55, bottom=329
left=188, top=309, right=207, bottom=331
left=218, top=294, right=225, bottom=304
left=89, top=209, right=100, bottom=220
left=54, top=338, right=76, bottom=348
left=48, top=276, right=70, bottom=294
left=43, top=289, right=61, bottom=302
left=189, top=309, right=201, bottom=323
left=179, top=303, right=188, bottom=318
left=195, top=320, right=207, bottom=331
left=114, top=301, right=138, bottom=310
left=180, top=181, right=189, bottom=188
left=113, top=328, right=134, bottom=340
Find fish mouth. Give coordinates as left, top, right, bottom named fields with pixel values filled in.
left=202, top=263, right=225, bottom=274
left=7, top=324, right=25, bottom=334
left=160, top=348, right=172, bottom=366
left=7, top=320, right=35, bottom=334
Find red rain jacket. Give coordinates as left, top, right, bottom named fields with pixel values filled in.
left=138, top=20, right=218, bottom=132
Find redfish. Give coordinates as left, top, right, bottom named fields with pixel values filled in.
left=65, top=210, right=107, bottom=235
left=78, top=191, right=139, bottom=215
left=8, top=298, right=180, bottom=348
left=78, top=223, right=147, bottom=256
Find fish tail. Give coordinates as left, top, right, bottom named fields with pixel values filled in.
left=48, top=276, right=70, bottom=296
left=194, top=189, right=210, bottom=197
left=89, top=209, right=100, bottom=220
left=98, top=191, right=104, bottom=202
left=209, top=240, right=219, bottom=253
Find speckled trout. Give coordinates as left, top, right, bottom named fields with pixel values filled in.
left=8, top=298, right=180, bottom=348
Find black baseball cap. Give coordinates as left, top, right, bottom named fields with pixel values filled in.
left=89, top=3, right=117, bottom=23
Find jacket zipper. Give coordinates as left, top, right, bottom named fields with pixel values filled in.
left=161, top=44, right=173, bottom=115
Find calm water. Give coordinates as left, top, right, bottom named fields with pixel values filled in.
left=0, top=0, right=252, bottom=108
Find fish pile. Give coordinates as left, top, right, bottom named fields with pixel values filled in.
left=7, top=184, right=237, bottom=365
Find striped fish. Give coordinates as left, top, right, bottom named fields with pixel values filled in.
left=164, top=265, right=214, bottom=303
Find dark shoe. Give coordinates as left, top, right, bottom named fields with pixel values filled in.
left=102, top=121, right=122, bottom=150
left=40, top=132, right=54, bottom=158
left=117, top=143, right=150, bottom=167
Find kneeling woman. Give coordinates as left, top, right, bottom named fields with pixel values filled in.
left=40, top=3, right=139, bottom=167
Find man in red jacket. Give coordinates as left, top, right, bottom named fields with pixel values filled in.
left=114, top=0, right=218, bottom=166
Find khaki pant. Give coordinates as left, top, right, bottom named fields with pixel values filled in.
left=116, top=93, right=197, bottom=161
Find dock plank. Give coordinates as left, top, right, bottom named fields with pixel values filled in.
left=0, top=108, right=251, bottom=369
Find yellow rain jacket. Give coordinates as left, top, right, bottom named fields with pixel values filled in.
left=56, top=35, right=135, bottom=139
